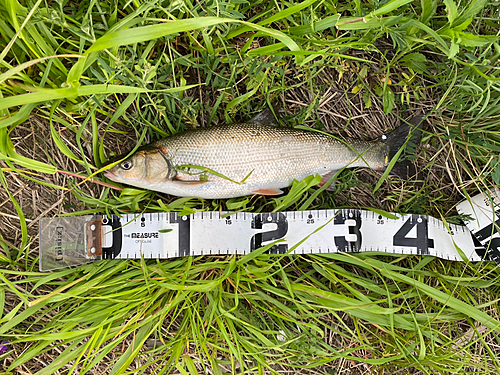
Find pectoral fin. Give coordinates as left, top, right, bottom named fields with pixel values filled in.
left=173, top=175, right=208, bottom=185
left=252, top=188, right=284, bottom=196
left=172, top=180, right=208, bottom=186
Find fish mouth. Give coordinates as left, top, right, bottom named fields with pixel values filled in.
left=103, top=170, right=117, bottom=180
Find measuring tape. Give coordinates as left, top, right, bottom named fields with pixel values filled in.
left=39, top=190, right=500, bottom=271
left=456, top=189, right=500, bottom=263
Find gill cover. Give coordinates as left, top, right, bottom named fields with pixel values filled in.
left=105, top=144, right=176, bottom=185
left=136, top=145, right=176, bottom=181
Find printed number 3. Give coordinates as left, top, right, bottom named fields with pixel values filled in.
left=334, top=211, right=362, bottom=252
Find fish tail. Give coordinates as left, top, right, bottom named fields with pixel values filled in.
left=383, top=114, right=425, bottom=179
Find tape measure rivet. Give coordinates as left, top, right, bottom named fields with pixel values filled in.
left=417, top=218, right=422, bottom=223
left=102, top=217, right=108, bottom=225
left=182, top=216, right=188, bottom=221
left=267, top=216, right=272, bottom=221
left=90, top=224, right=96, bottom=231
left=90, top=247, right=96, bottom=254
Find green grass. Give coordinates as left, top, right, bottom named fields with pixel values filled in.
left=1, top=0, right=500, bottom=373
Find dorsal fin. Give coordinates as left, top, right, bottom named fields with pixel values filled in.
left=249, top=106, right=280, bottom=127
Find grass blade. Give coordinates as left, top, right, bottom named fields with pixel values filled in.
left=0, top=84, right=199, bottom=111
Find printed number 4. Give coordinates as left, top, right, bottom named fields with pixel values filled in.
left=393, top=215, right=433, bottom=255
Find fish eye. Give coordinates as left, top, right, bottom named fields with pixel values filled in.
left=120, top=160, right=133, bottom=170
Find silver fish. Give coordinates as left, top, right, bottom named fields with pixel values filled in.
left=104, top=113, right=423, bottom=199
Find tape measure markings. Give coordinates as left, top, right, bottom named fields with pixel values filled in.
left=100, top=210, right=477, bottom=260
left=39, top=191, right=500, bottom=271
left=456, top=190, right=500, bottom=263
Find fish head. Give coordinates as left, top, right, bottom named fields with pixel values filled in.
left=104, top=146, right=175, bottom=188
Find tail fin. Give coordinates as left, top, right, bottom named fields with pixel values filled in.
left=383, top=114, right=425, bottom=179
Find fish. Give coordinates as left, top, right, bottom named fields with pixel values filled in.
left=104, top=110, right=424, bottom=199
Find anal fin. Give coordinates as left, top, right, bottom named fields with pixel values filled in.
left=319, top=171, right=337, bottom=191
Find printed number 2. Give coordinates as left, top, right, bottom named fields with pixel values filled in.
left=250, top=213, right=288, bottom=254
left=393, top=215, right=433, bottom=255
